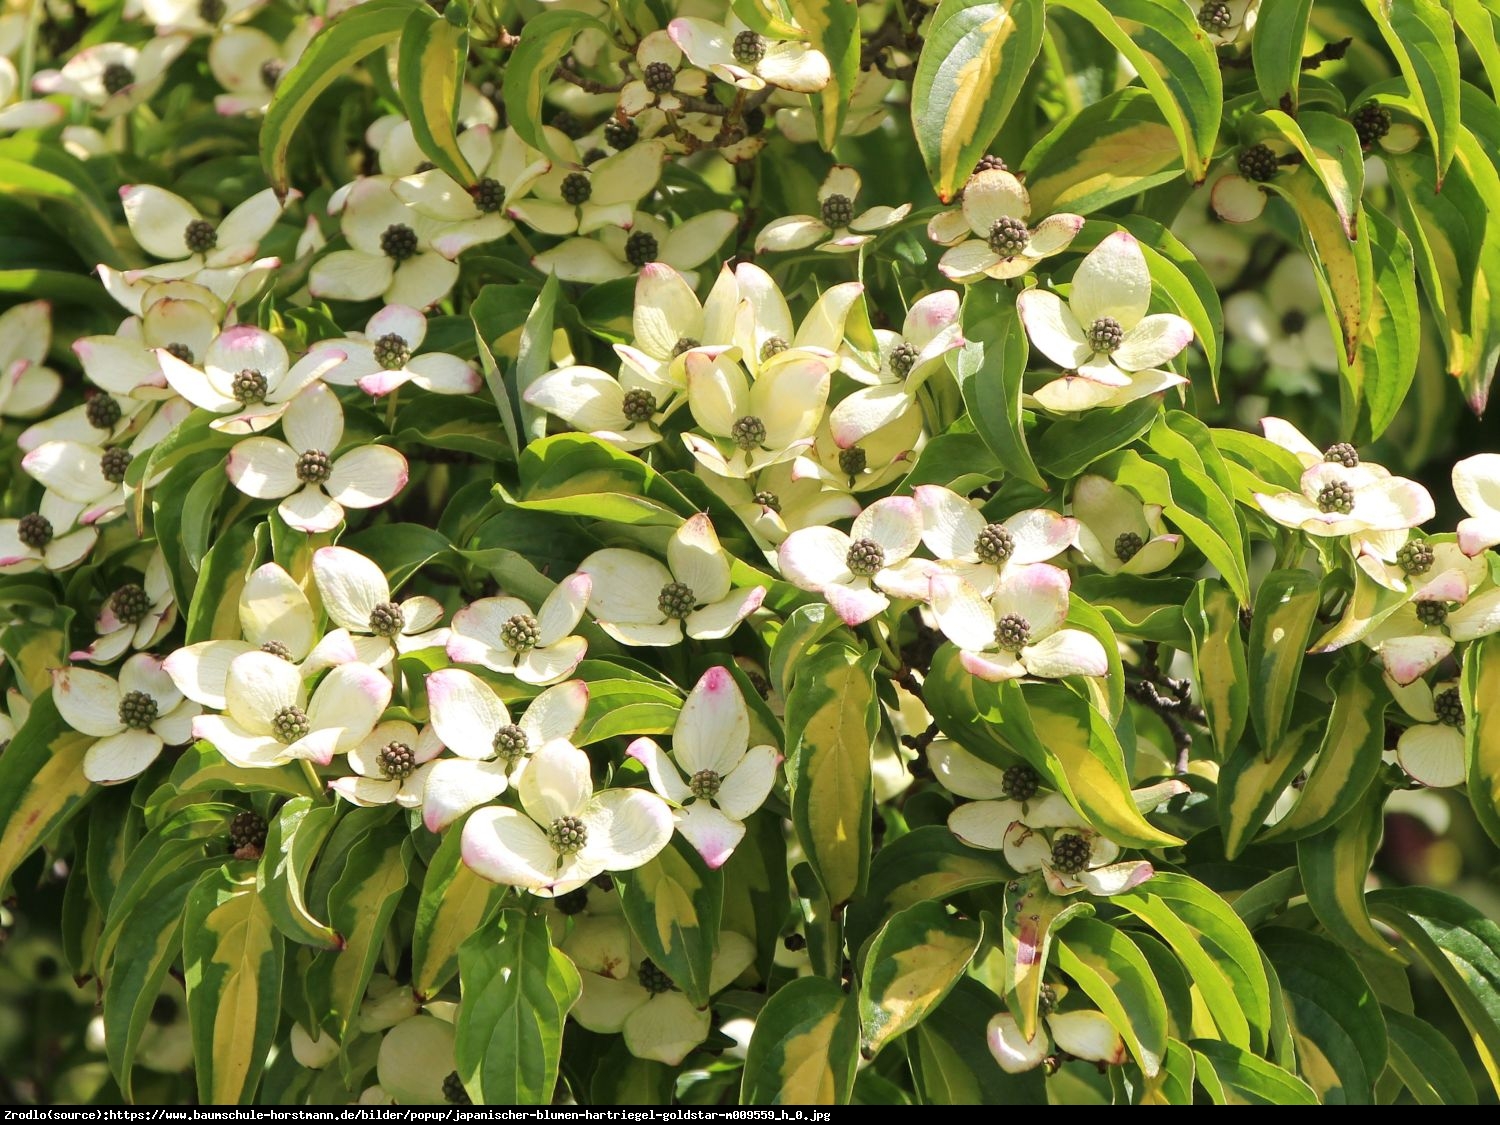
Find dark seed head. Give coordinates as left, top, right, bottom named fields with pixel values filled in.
left=272, top=705, right=310, bottom=744
left=994, top=612, right=1031, bottom=652
left=376, top=741, right=416, bottom=780
left=500, top=613, right=540, bottom=653
left=259, top=59, right=284, bottom=90
left=845, top=537, right=885, bottom=578
left=637, top=957, right=674, bottom=994
left=295, top=450, right=332, bottom=484
left=1315, top=480, right=1355, bottom=515
left=783, top=932, right=807, bottom=952
left=973, top=154, right=1008, bottom=175
left=838, top=446, right=868, bottom=478
left=1114, top=531, right=1145, bottom=563
left=442, top=1072, right=471, bottom=1106
left=16, top=513, right=52, bottom=550
left=1037, top=982, right=1057, bottom=1015
left=547, top=814, right=587, bottom=854
left=379, top=223, right=419, bottom=261
left=368, top=601, right=405, bottom=638
left=759, top=336, right=789, bottom=363
left=229, top=810, right=267, bottom=851
left=150, top=995, right=178, bottom=1025
left=110, top=583, right=151, bottom=625
left=1323, top=442, right=1359, bottom=468
left=604, top=117, right=638, bottom=150
left=1237, top=143, right=1278, bottom=183
left=1197, top=0, right=1232, bottom=31
left=492, top=723, right=529, bottom=764
left=1280, top=309, right=1307, bottom=335
left=658, top=581, right=696, bottom=620
left=621, top=387, right=658, bottom=423
left=553, top=886, right=590, bottom=915
left=180, top=220, right=218, bottom=259
left=821, top=193, right=854, bottom=229
left=372, top=333, right=411, bottom=371
left=164, top=341, right=195, bottom=365
left=671, top=336, right=701, bottom=357
left=1396, top=538, right=1434, bottom=576
left=261, top=639, right=294, bottom=661
left=643, top=60, right=676, bottom=93
left=987, top=215, right=1029, bottom=257
left=889, top=341, right=920, bottom=379
left=752, top=490, right=781, bottom=513
left=1415, top=600, right=1449, bottom=628
left=1001, top=763, right=1041, bottom=802
left=974, top=523, right=1015, bottom=565
left=625, top=230, right=659, bottom=268
left=86, top=394, right=122, bottom=430
left=559, top=172, right=592, bottom=206
left=731, top=415, right=767, bottom=450
left=549, top=110, right=587, bottom=139
left=689, top=769, right=722, bottom=800
left=1049, top=833, right=1092, bottom=875
left=1434, top=687, right=1465, bottom=730
left=198, top=0, right=225, bottom=22
left=1352, top=103, right=1392, bottom=146
left=469, top=176, right=504, bottom=213
left=118, top=689, right=158, bottom=730
left=102, top=63, right=135, bottom=96
left=732, top=29, right=766, bottom=65
left=100, top=447, right=132, bottom=484
left=231, top=368, right=268, bottom=404
left=1086, top=316, right=1124, bottom=354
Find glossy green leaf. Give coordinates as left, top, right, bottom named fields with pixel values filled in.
left=501, top=11, right=609, bottom=160
left=859, top=900, right=983, bottom=1058
left=1361, top=0, right=1460, bottom=184
left=1218, top=698, right=1323, bottom=858
left=1464, top=633, right=1500, bottom=847
left=397, top=3, right=477, bottom=186
left=411, top=814, right=508, bottom=998
left=256, top=796, right=340, bottom=949
left=616, top=835, right=723, bottom=1007
left=1252, top=0, right=1312, bottom=111
left=1246, top=569, right=1321, bottom=752
left=907, top=977, right=1047, bottom=1104
left=955, top=283, right=1043, bottom=489
left=788, top=0, right=860, bottom=149
left=1356, top=207, right=1421, bottom=440
left=741, top=976, right=859, bottom=1104
left=1297, top=777, right=1400, bottom=962
left=1056, top=915, right=1169, bottom=1077
left=1192, top=1038, right=1318, bottom=1104
left=1384, top=1006, right=1478, bottom=1105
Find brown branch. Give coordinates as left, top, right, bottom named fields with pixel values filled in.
left=553, top=64, right=622, bottom=95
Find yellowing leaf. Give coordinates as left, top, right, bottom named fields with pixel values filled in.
left=859, top=901, right=982, bottom=1057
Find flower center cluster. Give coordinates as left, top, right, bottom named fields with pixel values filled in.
left=1197, top=0, right=1232, bottom=31
left=1237, top=143, right=1278, bottom=182
left=658, top=581, right=696, bottom=619
left=229, top=810, right=267, bottom=851
left=1087, top=317, right=1124, bottom=354
left=373, top=333, right=410, bottom=370
left=184, top=219, right=218, bottom=255
left=86, top=394, right=122, bottom=430
left=643, top=61, right=676, bottom=93
left=380, top=223, right=419, bottom=261
left=442, top=1072, right=472, bottom=1106
left=261, top=639, right=294, bottom=660
left=296, top=450, right=333, bottom=484
left=468, top=176, right=504, bottom=214
left=560, top=172, right=592, bottom=206
left=377, top=741, right=416, bottom=780
left=760, top=336, right=789, bottom=362
left=604, top=118, right=638, bottom=150
left=272, top=705, right=310, bottom=744
left=553, top=886, right=590, bottom=915
left=368, top=600, right=405, bottom=637
left=821, top=194, right=854, bottom=229
left=492, top=723, right=529, bottom=764
left=613, top=230, right=657, bottom=270
left=889, top=341, right=919, bottom=379
left=838, top=446, right=867, bottom=478
left=1001, top=763, right=1041, bottom=802
left=994, top=612, right=1032, bottom=652
left=198, top=0, right=225, bottom=22
left=621, top=388, right=658, bottom=423
left=1396, top=538, right=1434, bottom=576
left=548, top=815, right=588, bottom=855
left=1115, top=531, right=1145, bottom=563
left=753, top=490, right=781, bottom=512
left=1434, top=687, right=1465, bottom=729
left=1415, top=600, right=1449, bottom=628
left=1037, top=981, right=1058, bottom=1015
left=118, top=689, right=158, bottom=730
left=501, top=613, right=541, bottom=653
left=1353, top=102, right=1392, bottom=146
left=164, top=341, right=195, bottom=364
left=232, top=369, right=268, bottom=404
left=102, top=63, right=135, bottom=96
left=100, top=447, right=133, bottom=484
left=838, top=537, right=882, bottom=579
left=1049, top=833, right=1092, bottom=875
left=732, top=29, right=767, bottom=65
left=987, top=216, right=1029, bottom=257
left=17, top=513, right=53, bottom=549
left=972, top=153, right=1008, bottom=175
left=974, top=523, right=1015, bottom=565
left=260, top=59, right=284, bottom=89
left=689, top=769, right=722, bottom=800
left=671, top=336, right=701, bottom=357
left=1316, top=481, right=1355, bottom=515
left=1323, top=442, right=1360, bottom=468
left=731, top=415, right=767, bottom=450
left=110, top=583, right=151, bottom=625
left=637, top=958, right=674, bottom=995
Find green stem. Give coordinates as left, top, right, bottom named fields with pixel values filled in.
left=300, top=759, right=326, bottom=800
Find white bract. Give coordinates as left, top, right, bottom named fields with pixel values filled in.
left=0, top=302, right=62, bottom=419
left=0, top=498, right=98, bottom=574
left=928, top=169, right=1084, bottom=282
left=446, top=574, right=592, bottom=685
left=913, top=485, right=1078, bottom=596
left=120, top=185, right=290, bottom=276
left=618, top=29, right=709, bottom=115
left=756, top=165, right=911, bottom=255
left=682, top=351, right=830, bottom=478
left=0, top=57, right=64, bottom=132
left=929, top=564, right=1109, bottom=683
left=460, top=740, right=673, bottom=897
left=75, top=551, right=177, bottom=664
left=309, top=177, right=464, bottom=309
left=1223, top=255, right=1339, bottom=389
left=313, top=545, right=445, bottom=666
left=987, top=1008, right=1126, bottom=1075
left=777, top=495, right=933, bottom=626
left=52, top=654, right=200, bottom=784
left=1255, top=461, right=1434, bottom=538
left=423, top=670, right=589, bottom=830
left=33, top=37, right=189, bottom=117
left=667, top=16, right=831, bottom=93
left=157, top=325, right=343, bottom=433
left=330, top=720, right=444, bottom=809
left=618, top=262, right=739, bottom=391
left=312, top=305, right=480, bottom=398
left=192, top=652, right=391, bottom=767
left=1070, top=475, right=1183, bottom=575
left=534, top=209, right=738, bottom=287
left=1188, top=0, right=1259, bottom=46
left=732, top=264, right=862, bottom=379
left=209, top=21, right=319, bottom=115
left=394, top=124, right=551, bottom=244
left=141, top=0, right=265, bottom=35
left=508, top=141, right=667, bottom=238
left=697, top=460, right=862, bottom=549
left=578, top=514, right=766, bottom=645
left=628, top=665, right=779, bottom=868
left=226, top=383, right=409, bottom=533
left=1388, top=677, right=1467, bottom=789
left=1454, top=454, right=1500, bottom=556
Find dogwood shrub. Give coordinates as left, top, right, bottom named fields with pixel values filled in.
left=3, top=0, right=1500, bottom=1107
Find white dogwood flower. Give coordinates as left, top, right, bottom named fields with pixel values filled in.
left=33, top=37, right=190, bottom=118
left=0, top=57, right=64, bottom=133
left=988, top=1009, right=1126, bottom=1075
left=697, top=460, right=861, bottom=549
left=618, top=29, right=709, bottom=115
left=667, top=15, right=830, bottom=93
left=616, top=262, right=739, bottom=392
left=1254, top=460, right=1434, bottom=538
left=797, top=408, right=924, bottom=494
left=578, top=514, right=766, bottom=645
left=913, top=485, right=1077, bottom=596
left=209, top=21, right=319, bottom=115
left=0, top=497, right=98, bottom=574
left=756, top=165, right=911, bottom=255
left=192, top=652, right=391, bottom=768
left=226, top=384, right=409, bottom=533
left=313, top=545, right=445, bottom=667
left=929, top=564, right=1109, bottom=682
left=533, top=209, right=738, bottom=287
left=120, top=184, right=291, bottom=276
left=446, top=574, right=591, bottom=685
left=141, top=0, right=265, bottom=35
left=928, top=169, right=1083, bottom=282
left=70, top=283, right=225, bottom=403
left=1223, top=255, right=1339, bottom=389
left=1187, top=0, right=1258, bottom=46
left=74, top=551, right=176, bottom=664
left=1070, top=475, right=1183, bottom=575
left=627, top=665, right=779, bottom=869
left=732, top=264, right=861, bottom=378
left=682, top=350, right=830, bottom=478
left=1365, top=584, right=1500, bottom=685
left=508, top=140, right=666, bottom=237
left=20, top=438, right=130, bottom=528
left=394, top=125, right=551, bottom=245
left=320, top=305, right=479, bottom=397
left=778, top=495, right=933, bottom=625
left=309, top=177, right=463, bottom=309
left=53, top=654, right=200, bottom=784
left=1388, top=677, right=1467, bottom=789
left=0, top=301, right=62, bottom=419
left=157, top=326, right=343, bottom=433
left=525, top=363, right=676, bottom=452
left=1001, top=791, right=1173, bottom=897
left=460, top=740, right=673, bottom=897
left=1454, top=454, right=1500, bottom=556
left=423, top=670, right=589, bottom=830
left=330, top=720, right=443, bottom=809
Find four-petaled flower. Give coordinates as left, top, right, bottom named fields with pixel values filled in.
left=667, top=16, right=831, bottom=93
left=33, top=38, right=190, bottom=118
left=120, top=185, right=290, bottom=275
left=309, top=177, right=463, bottom=310
left=928, top=168, right=1083, bottom=281
left=831, top=291, right=965, bottom=445
left=1070, top=475, right=1184, bottom=575
left=53, top=654, right=200, bottom=783
left=682, top=351, right=831, bottom=478
left=618, top=30, right=709, bottom=116
left=447, top=574, right=592, bottom=685
left=1454, top=454, right=1500, bottom=557
left=778, top=495, right=933, bottom=626
left=320, top=305, right=479, bottom=398
left=0, top=302, right=62, bottom=420
left=756, top=166, right=911, bottom=255
left=156, top=324, right=343, bottom=433
left=313, top=546, right=446, bottom=667
left=913, top=485, right=1078, bottom=596
left=1388, top=677, right=1468, bottom=789
left=330, top=720, right=444, bottom=809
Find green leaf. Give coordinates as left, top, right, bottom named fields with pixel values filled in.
left=455, top=908, right=581, bottom=1105
left=1001, top=874, right=1094, bottom=1039
left=257, top=797, right=341, bottom=949
left=786, top=644, right=880, bottom=907
left=1384, top=1007, right=1478, bottom=1105
left=1361, top=0, right=1461, bottom=184
left=741, top=977, right=859, bottom=1104
left=858, top=900, right=983, bottom=1058
left=513, top=432, right=698, bottom=527
left=1296, top=776, right=1400, bottom=961
left=955, top=284, right=1043, bottom=489
left=412, top=814, right=508, bottom=998
left=183, top=867, right=284, bottom=1104
left=1258, top=928, right=1388, bottom=1104
left=1047, top=0, right=1221, bottom=179
left=1184, top=580, right=1248, bottom=762
left=1369, top=886, right=1500, bottom=1095
left=183, top=493, right=256, bottom=645
left=787, top=0, right=861, bottom=149
left=616, top=835, right=724, bottom=1007
left=397, top=3, right=477, bottom=186
left=1243, top=109, right=1364, bottom=239
left=907, top=978, right=1047, bottom=1104
left=1464, top=633, right=1500, bottom=847
left=0, top=691, right=97, bottom=893
left=1252, top=0, right=1312, bottom=111
left=768, top=603, right=846, bottom=699
left=911, top=0, right=1046, bottom=200
left=260, top=0, right=424, bottom=193
left=1056, top=915, right=1169, bottom=1077
left=1356, top=207, right=1421, bottom=440
left=1246, top=569, right=1321, bottom=752
left=501, top=11, right=609, bottom=159
left=1218, top=699, right=1323, bottom=858
left=1192, top=1039, right=1319, bottom=1104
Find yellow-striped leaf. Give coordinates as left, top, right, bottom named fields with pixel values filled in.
left=1361, top=0, right=1460, bottom=185
left=1247, top=569, right=1321, bottom=753
left=787, top=0, right=861, bottom=150
left=501, top=11, right=609, bottom=160
left=412, top=814, right=508, bottom=998
left=1218, top=699, right=1322, bottom=858
left=1297, top=775, right=1401, bottom=961
left=1185, top=581, right=1249, bottom=761
left=256, top=796, right=340, bottom=949
left=1465, top=633, right=1500, bottom=847
left=0, top=692, right=96, bottom=893
left=616, top=835, right=723, bottom=1007
left=1056, top=915, right=1169, bottom=1077
left=858, top=900, right=982, bottom=1058
left=397, top=2, right=478, bottom=187
left=742, top=976, right=859, bottom=1104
